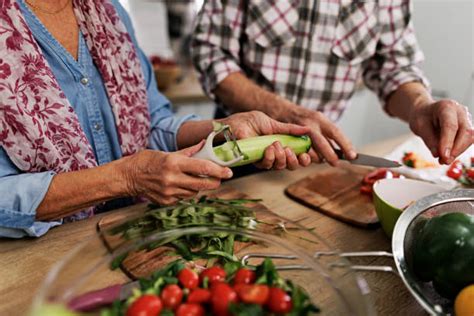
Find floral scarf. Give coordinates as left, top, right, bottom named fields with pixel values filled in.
left=0, top=0, right=150, bottom=219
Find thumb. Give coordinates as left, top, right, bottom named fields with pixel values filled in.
left=178, top=139, right=206, bottom=157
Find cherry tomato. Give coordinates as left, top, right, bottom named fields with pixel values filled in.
left=267, top=287, right=293, bottom=314
left=178, top=268, right=199, bottom=290
left=466, top=169, right=474, bottom=180
left=211, top=282, right=238, bottom=316
left=126, top=294, right=162, bottom=316
left=447, top=167, right=463, bottom=180
left=161, top=284, right=183, bottom=310
left=235, top=284, right=270, bottom=305
left=200, top=266, right=226, bottom=285
left=455, top=284, right=474, bottom=316
left=233, top=268, right=256, bottom=285
left=187, top=288, right=211, bottom=304
left=176, top=303, right=205, bottom=316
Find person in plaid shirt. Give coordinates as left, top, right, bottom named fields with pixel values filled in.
left=192, top=0, right=473, bottom=169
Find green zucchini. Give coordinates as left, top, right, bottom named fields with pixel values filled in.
left=213, top=134, right=312, bottom=167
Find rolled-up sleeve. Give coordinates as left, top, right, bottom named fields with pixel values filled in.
left=362, top=0, right=430, bottom=110
left=0, top=147, right=61, bottom=238
left=191, top=0, right=243, bottom=99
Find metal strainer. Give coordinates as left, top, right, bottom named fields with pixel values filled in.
left=392, top=189, right=474, bottom=315
left=315, top=189, right=474, bottom=315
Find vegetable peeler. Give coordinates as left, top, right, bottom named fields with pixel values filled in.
left=192, top=122, right=245, bottom=166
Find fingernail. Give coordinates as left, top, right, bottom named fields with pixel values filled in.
left=225, top=169, right=233, bottom=178
left=444, top=148, right=451, bottom=159
left=349, top=150, right=357, bottom=160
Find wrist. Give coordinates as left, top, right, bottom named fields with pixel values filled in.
left=110, top=155, right=139, bottom=198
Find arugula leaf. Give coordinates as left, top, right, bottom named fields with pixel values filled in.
left=108, top=197, right=260, bottom=266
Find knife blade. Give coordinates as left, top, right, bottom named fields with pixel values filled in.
left=68, top=280, right=140, bottom=312
left=335, top=149, right=401, bottom=168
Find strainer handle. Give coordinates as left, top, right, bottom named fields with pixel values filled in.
left=350, top=265, right=399, bottom=275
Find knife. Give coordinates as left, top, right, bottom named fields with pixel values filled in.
left=335, top=149, right=401, bottom=168
left=67, top=280, right=140, bottom=312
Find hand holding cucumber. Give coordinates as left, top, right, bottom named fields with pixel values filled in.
left=197, top=111, right=313, bottom=170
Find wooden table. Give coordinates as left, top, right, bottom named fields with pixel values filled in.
left=0, top=134, right=426, bottom=316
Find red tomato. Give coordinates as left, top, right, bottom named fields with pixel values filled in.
left=452, top=160, right=464, bottom=170
left=467, top=168, right=474, bottom=180
left=267, top=287, right=293, bottom=313
left=447, top=167, right=463, bottom=180
left=187, top=288, right=211, bottom=304
left=176, top=303, right=205, bottom=316
left=211, top=282, right=238, bottom=316
left=234, top=268, right=256, bottom=285
left=178, top=268, right=199, bottom=290
left=200, top=266, right=226, bottom=285
left=161, top=284, right=183, bottom=310
left=126, top=294, right=162, bottom=316
left=359, top=184, right=373, bottom=195
left=235, top=284, right=270, bottom=305
left=362, top=168, right=401, bottom=185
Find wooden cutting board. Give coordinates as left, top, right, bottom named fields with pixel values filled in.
left=285, top=164, right=379, bottom=227
left=97, top=187, right=286, bottom=279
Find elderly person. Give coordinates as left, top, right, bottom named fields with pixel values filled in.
left=0, top=0, right=311, bottom=238
left=192, top=0, right=473, bottom=166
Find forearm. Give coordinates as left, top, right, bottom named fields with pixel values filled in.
left=214, top=72, right=308, bottom=124
left=385, top=82, right=433, bottom=122
left=36, top=159, right=128, bottom=221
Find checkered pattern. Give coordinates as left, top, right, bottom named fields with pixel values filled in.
left=192, top=0, right=429, bottom=121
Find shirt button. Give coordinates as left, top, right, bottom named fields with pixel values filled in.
left=94, top=123, right=102, bottom=131
left=80, top=77, right=89, bottom=85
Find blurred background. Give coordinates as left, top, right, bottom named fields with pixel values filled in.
left=119, top=0, right=473, bottom=147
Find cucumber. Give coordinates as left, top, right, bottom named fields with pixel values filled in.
left=213, top=134, right=312, bottom=167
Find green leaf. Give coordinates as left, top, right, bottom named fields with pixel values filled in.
left=229, top=303, right=264, bottom=316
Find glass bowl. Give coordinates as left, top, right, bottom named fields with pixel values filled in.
left=31, top=199, right=375, bottom=315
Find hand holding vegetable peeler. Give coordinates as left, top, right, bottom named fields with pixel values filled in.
left=192, top=122, right=245, bottom=166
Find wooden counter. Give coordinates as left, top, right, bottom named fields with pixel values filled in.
left=0, top=134, right=427, bottom=316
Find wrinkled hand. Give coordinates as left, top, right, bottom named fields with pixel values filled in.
left=222, top=111, right=312, bottom=170
left=120, top=141, right=233, bottom=205
left=292, top=108, right=356, bottom=166
left=409, top=99, right=474, bottom=164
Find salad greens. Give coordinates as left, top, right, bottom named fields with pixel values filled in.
left=109, top=197, right=260, bottom=268
left=101, top=259, right=319, bottom=316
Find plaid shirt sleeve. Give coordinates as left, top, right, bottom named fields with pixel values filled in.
left=191, top=0, right=244, bottom=99
left=362, top=0, right=430, bottom=109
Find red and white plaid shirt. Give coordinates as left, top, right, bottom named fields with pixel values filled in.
left=192, top=0, right=430, bottom=121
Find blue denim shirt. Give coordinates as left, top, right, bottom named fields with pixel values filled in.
left=0, top=0, right=197, bottom=238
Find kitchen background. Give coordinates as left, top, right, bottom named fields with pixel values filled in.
left=119, top=0, right=474, bottom=148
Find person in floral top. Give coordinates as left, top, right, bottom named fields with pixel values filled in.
left=0, top=0, right=312, bottom=238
